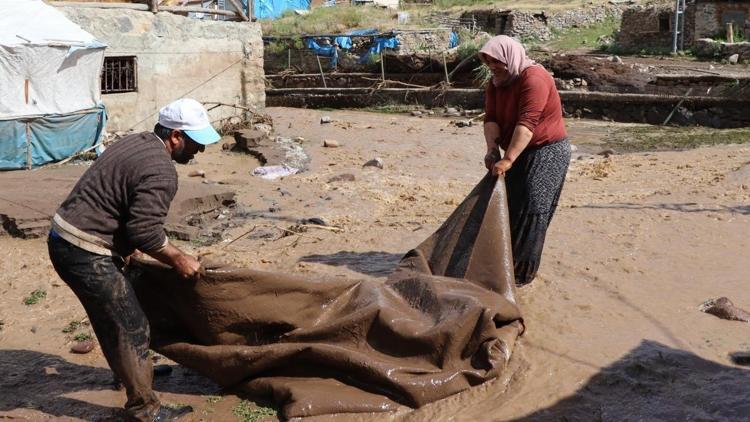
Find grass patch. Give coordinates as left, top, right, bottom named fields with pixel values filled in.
left=206, top=395, right=223, bottom=404
left=73, top=332, right=93, bottom=342
left=606, top=126, right=750, bottom=152
left=232, top=400, right=276, bottom=422
left=263, top=6, right=397, bottom=36
left=23, top=289, right=47, bottom=306
left=62, top=320, right=81, bottom=333
left=361, top=103, right=420, bottom=114
left=545, top=16, right=620, bottom=51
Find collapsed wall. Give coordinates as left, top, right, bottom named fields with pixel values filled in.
left=60, top=8, right=265, bottom=132
left=614, top=4, right=675, bottom=51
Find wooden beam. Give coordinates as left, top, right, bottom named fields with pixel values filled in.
left=225, top=0, right=250, bottom=21
left=159, top=5, right=240, bottom=18
left=149, top=0, right=159, bottom=13
left=48, top=1, right=149, bottom=10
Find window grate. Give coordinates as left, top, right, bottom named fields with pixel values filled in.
left=101, top=56, right=138, bottom=94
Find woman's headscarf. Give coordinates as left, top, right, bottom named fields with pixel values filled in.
left=479, top=35, right=536, bottom=87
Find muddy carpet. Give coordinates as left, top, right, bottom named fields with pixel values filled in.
left=128, top=174, right=524, bottom=418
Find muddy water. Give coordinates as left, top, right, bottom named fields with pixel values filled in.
left=1, top=108, right=749, bottom=421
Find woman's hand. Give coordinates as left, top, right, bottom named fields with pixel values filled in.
left=492, top=158, right=513, bottom=176
left=484, top=149, right=501, bottom=170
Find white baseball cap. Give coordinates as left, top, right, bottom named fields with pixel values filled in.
left=158, top=98, right=221, bottom=145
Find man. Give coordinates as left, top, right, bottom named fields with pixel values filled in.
left=48, top=98, right=220, bottom=421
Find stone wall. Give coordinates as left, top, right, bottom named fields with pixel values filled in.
left=60, top=8, right=265, bottom=132
left=614, top=5, right=674, bottom=50
left=461, top=5, right=622, bottom=42
left=686, top=0, right=750, bottom=43
left=694, top=38, right=750, bottom=60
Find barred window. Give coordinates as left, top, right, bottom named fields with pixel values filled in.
left=101, top=56, right=137, bottom=94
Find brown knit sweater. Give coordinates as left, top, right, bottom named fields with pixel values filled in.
left=55, top=132, right=178, bottom=256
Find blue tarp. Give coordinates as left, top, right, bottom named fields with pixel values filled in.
left=0, top=105, right=106, bottom=170
left=305, top=38, right=339, bottom=67
left=360, top=36, right=400, bottom=63
left=254, top=0, right=310, bottom=20
left=449, top=31, right=459, bottom=48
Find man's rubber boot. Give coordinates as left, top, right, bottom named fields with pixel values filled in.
left=151, top=405, right=193, bottom=421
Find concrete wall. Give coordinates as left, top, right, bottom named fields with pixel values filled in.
left=615, top=5, right=674, bottom=50
left=60, top=8, right=264, bottom=132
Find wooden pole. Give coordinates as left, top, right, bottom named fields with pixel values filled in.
left=316, top=55, right=327, bottom=88
left=380, top=51, right=385, bottom=82
left=442, top=51, right=450, bottom=84
left=148, top=0, right=158, bottom=12
left=287, top=49, right=291, bottom=69
left=226, top=0, right=250, bottom=21
left=727, top=22, right=734, bottom=43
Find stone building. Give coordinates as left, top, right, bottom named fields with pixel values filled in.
left=616, top=0, right=750, bottom=51
left=686, top=0, right=750, bottom=42
left=57, top=6, right=264, bottom=132
left=614, top=4, right=676, bottom=50
left=459, top=5, right=621, bottom=42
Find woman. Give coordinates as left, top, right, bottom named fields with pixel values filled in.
left=479, top=35, right=571, bottom=286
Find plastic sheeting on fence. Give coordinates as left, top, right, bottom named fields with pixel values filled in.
left=0, top=105, right=106, bottom=170
left=305, top=38, right=339, bottom=68
left=254, top=0, right=310, bottom=20
left=359, top=36, right=400, bottom=63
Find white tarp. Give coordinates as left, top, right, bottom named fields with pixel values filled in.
left=0, top=0, right=106, bottom=119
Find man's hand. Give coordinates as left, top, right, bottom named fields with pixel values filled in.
left=492, top=158, right=513, bottom=176
left=173, top=254, right=201, bottom=280
left=145, top=242, right=202, bottom=281
left=484, top=149, right=501, bottom=170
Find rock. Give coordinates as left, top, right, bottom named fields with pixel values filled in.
left=410, top=110, right=422, bottom=117
left=252, top=123, right=273, bottom=136
left=444, top=107, right=458, bottom=114
left=611, top=55, right=623, bottom=64
left=188, top=170, right=205, bottom=178
left=363, top=157, right=384, bottom=169
left=70, top=340, right=95, bottom=354
left=234, top=129, right=268, bottom=150
left=153, top=365, right=173, bottom=377
left=427, top=111, right=435, bottom=116
left=455, top=120, right=472, bottom=128
left=30, top=326, right=38, bottom=333
left=299, top=217, right=328, bottom=226
left=221, top=142, right=235, bottom=150
left=728, top=54, right=739, bottom=64
left=323, top=139, right=340, bottom=148
left=570, top=144, right=578, bottom=152
left=598, top=149, right=616, bottom=157
left=268, top=205, right=281, bottom=213
left=293, top=136, right=305, bottom=143
left=328, top=173, right=356, bottom=183
left=699, top=297, right=750, bottom=322
left=730, top=351, right=750, bottom=366
left=320, top=116, right=332, bottom=124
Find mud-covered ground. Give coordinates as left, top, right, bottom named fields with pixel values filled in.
left=1, top=108, right=749, bottom=421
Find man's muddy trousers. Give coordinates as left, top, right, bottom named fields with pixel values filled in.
left=48, top=233, right=160, bottom=421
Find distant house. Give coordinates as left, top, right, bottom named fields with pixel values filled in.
left=616, top=0, right=750, bottom=50
left=0, top=0, right=106, bottom=169
left=54, top=3, right=265, bottom=133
